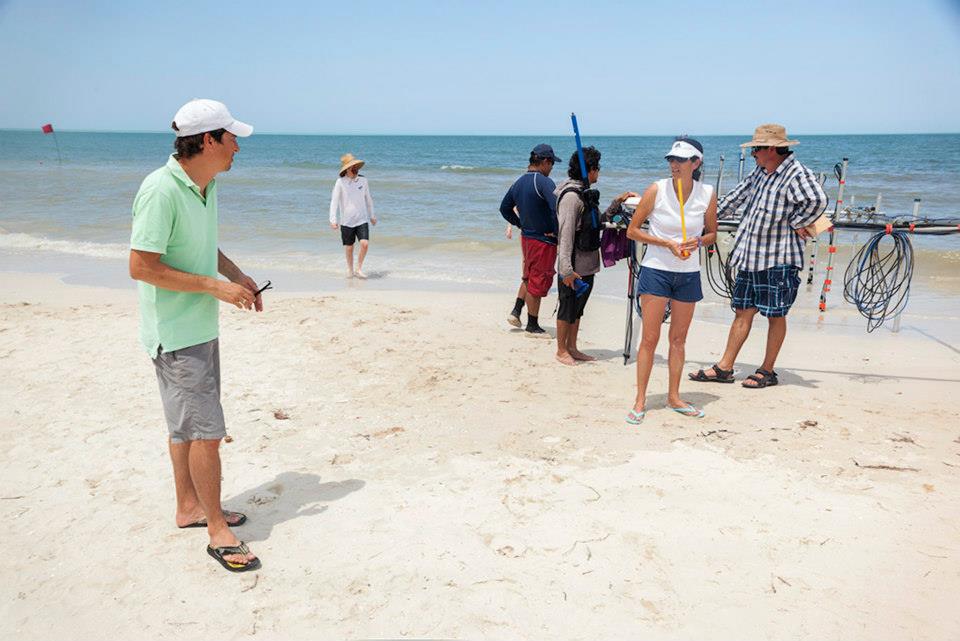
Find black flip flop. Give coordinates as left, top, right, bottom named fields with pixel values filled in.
left=689, top=363, right=735, bottom=383
left=742, top=368, right=778, bottom=389
left=179, top=510, right=247, bottom=529
left=207, top=542, right=261, bottom=573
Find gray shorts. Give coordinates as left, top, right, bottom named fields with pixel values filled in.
left=152, top=339, right=227, bottom=444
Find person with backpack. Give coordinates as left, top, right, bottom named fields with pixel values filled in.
left=625, top=137, right=718, bottom=422
left=554, top=146, right=637, bottom=365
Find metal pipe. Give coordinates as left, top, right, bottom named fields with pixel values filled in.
left=716, top=154, right=725, bottom=194
left=819, top=158, right=848, bottom=312
left=808, top=173, right=827, bottom=285
left=737, top=147, right=745, bottom=182
left=806, top=233, right=818, bottom=286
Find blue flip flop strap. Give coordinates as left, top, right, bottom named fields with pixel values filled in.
left=673, top=405, right=702, bottom=415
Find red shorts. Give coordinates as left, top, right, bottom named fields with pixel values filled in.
left=521, top=236, right=557, bottom=298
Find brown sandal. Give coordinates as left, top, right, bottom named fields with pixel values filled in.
left=742, top=368, right=778, bottom=388
left=689, top=363, right=735, bottom=383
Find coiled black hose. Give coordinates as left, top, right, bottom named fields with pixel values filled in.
left=703, top=238, right=736, bottom=300
left=842, top=230, right=913, bottom=332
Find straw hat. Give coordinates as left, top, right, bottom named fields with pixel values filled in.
left=739, top=123, right=799, bottom=148
left=338, top=153, right=365, bottom=176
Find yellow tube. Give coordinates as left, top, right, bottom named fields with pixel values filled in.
left=677, top=178, right=689, bottom=257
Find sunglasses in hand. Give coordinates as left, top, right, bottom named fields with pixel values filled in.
left=254, top=280, right=273, bottom=296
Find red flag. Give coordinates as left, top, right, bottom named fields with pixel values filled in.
left=41, top=124, right=54, bottom=134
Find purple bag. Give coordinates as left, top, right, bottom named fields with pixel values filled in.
left=601, top=227, right=630, bottom=267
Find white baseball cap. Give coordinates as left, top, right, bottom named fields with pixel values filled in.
left=664, top=139, right=703, bottom=160
left=172, top=99, right=253, bottom=138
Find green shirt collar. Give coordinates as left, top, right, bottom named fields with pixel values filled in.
left=165, top=154, right=215, bottom=198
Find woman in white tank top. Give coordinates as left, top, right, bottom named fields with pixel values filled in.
left=625, top=137, right=718, bottom=424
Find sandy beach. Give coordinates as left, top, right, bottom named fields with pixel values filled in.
left=2, top=271, right=959, bottom=640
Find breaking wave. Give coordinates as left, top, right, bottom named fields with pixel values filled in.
left=0, top=231, right=127, bottom=259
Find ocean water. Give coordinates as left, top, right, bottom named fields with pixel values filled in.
left=1, top=130, right=958, bottom=334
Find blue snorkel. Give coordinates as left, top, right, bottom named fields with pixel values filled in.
left=571, top=112, right=599, bottom=230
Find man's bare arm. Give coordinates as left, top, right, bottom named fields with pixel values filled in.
left=217, top=249, right=244, bottom=282
left=217, top=249, right=264, bottom=311
left=129, top=249, right=256, bottom=310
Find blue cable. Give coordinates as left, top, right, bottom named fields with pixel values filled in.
left=842, top=230, right=913, bottom=332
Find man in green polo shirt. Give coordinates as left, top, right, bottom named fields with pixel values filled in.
left=130, top=99, right=262, bottom=573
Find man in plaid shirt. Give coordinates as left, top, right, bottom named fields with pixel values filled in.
left=689, top=124, right=827, bottom=389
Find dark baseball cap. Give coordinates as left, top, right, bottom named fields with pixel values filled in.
left=531, top=143, right=562, bottom=163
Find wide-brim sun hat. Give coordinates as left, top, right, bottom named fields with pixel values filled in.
left=339, top=153, right=365, bottom=176
left=173, top=99, right=253, bottom=138
left=664, top=139, right=703, bottom=160
left=740, top=123, right=799, bottom=148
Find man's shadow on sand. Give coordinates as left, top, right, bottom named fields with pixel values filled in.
left=225, top=472, right=364, bottom=543
left=694, top=362, right=819, bottom=389
left=593, top=346, right=822, bottom=388
left=575, top=349, right=822, bottom=389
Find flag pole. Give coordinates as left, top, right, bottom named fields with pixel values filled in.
left=41, top=123, right=61, bottom=165
left=52, top=131, right=62, bottom=165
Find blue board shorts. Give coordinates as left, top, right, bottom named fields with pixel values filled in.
left=637, top=266, right=703, bottom=303
left=731, top=265, right=801, bottom=317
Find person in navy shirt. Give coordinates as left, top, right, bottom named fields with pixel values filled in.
left=499, top=143, right=562, bottom=334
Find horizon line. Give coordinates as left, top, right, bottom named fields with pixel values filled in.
left=2, top=128, right=959, bottom=137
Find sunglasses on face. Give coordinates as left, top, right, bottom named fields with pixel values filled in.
left=254, top=280, right=273, bottom=296
left=752, top=146, right=770, bottom=154
left=666, top=156, right=692, bottom=163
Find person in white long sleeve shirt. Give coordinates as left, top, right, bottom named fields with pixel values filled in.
left=330, top=153, right=377, bottom=278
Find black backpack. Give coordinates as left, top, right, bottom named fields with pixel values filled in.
left=557, top=185, right=602, bottom=253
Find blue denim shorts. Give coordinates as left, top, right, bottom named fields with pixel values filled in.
left=636, top=266, right=703, bottom=302
left=731, top=265, right=800, bottom=317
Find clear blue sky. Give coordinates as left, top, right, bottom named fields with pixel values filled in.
left=1, top=0, right=958, bottom=135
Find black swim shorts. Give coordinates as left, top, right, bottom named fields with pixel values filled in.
left=557, top=274, right=594, bottom=323
left=340, top=223, right=370, bottom=246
